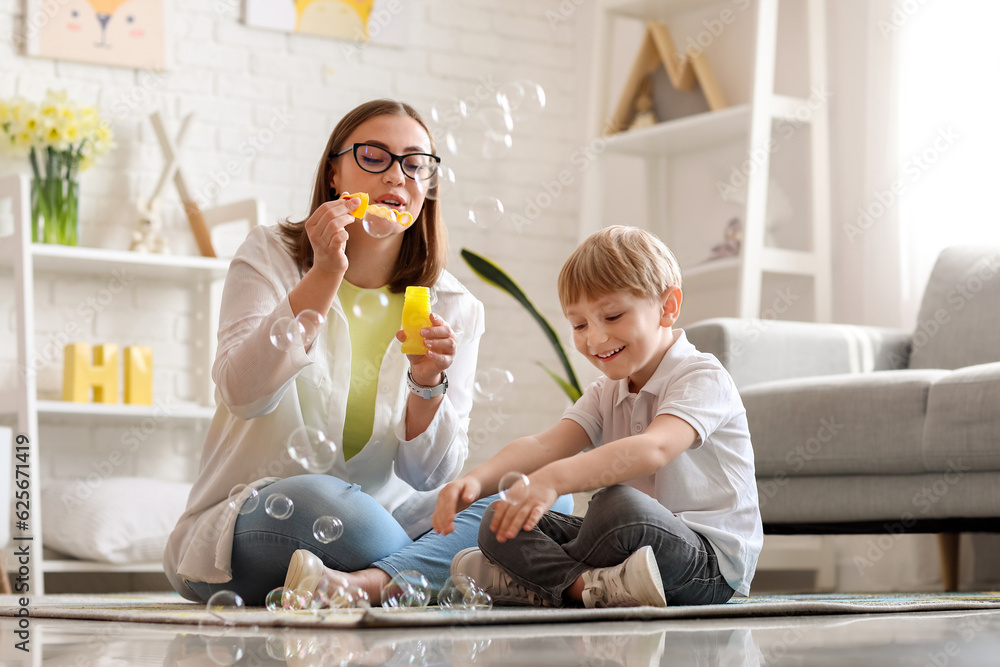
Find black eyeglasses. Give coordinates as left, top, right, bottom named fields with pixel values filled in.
left=332, top=143, right=441, bottom=181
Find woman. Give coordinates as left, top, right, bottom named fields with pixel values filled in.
left=164, top=99, right=516, bottom=606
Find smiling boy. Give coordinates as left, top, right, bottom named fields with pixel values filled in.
left=433, top=225, right=762, bottom=607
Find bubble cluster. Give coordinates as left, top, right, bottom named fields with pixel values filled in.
left=437, top=574, right=493, bottom=611
left=313, top=515, right=344, bottom=544
left=287, top=425, right=337, bottom=473
left=473, top=367, right=515, bottom=403
left=498, top=471, right=530, bottom=504
left=380, top=570, right=431, bottom=610
left=270, top=310, right=326, bottom=351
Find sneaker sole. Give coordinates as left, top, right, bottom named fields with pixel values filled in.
left=634, top=546, right=667, bottom=608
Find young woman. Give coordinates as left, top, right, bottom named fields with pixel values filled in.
left=163, top=99, right=548, bottom=606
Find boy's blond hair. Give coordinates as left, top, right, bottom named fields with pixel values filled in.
left=557, top=225, right=682, bottom=307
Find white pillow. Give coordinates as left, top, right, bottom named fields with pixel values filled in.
left=41, top=476, right=192, bottom=564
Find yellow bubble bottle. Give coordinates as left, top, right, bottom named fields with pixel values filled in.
left=401, top=286, right=432, bottom=355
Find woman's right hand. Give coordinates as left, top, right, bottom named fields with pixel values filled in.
left=304, top=197, right=359, bottom=277
left=432, top=476, right=483, bottom=535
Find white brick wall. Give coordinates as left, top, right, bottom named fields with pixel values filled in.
left=0, top=1, right=590, bottom=483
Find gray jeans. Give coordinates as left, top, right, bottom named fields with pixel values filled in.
left=478, top=484, right=736, bottom=607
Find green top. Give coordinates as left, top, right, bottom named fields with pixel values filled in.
left=338, top=279, right=405, bottom=461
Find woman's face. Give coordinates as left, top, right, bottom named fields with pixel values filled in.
left=329, top=114, right=434, bottom=239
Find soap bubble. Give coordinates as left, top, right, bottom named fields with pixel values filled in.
left=282, top=588, right=313, bottom=610
left=311, top=574, right=347, bottom=609
left=467, top=196, right=505, bottom=229
left=313, top=515, right=344, bottom=543
left=352, top=291, right=390, bottom=319
left=437, top=574, right=478, bottom=610
left=498, top=472, right=530, bottom=504
left=269, top=316, right=296, bottom=351
left=227, top=484, right=259, bottom=515
left=205, top=634, right=245, bottom=665
left=265, top=493, right=294, bottom=520
left=468, top=587, right=493, bottom=611
left=265, top=587, right=287, bottom=612
left=497, top=80, right=547, bottom=119
left=362, top=209, right=398, bottom=239
left=287, top=425, right=337, bottom=473
left=206, top=590, right=245, bottom=622
left=329, top=583, right=371, bottom=610
left=380, top=570, right=431, bottom=609
left=289, top=309, right=325, bottom=348
left=430, top=97, right=468, bottom=126
left=473, top=367, right=515, bottom=403
left=475, top=108, right=515, bottom=159
left=418, top=165, right=456, bottom=201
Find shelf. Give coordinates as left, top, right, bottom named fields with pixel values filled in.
left=42, top=559, right=164, bottom=573
left=683, top=249, right=820, bottom=290
left=0, top=400, right=217, bottom=421
left=0, top=240, right=231, bottom=281
left=602, top=0, right=725, bottom=20
left=603, top=95, right=811, bottom=158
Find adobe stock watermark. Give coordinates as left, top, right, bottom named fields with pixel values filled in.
left=340, top=0, right=405, bottom=63
left=843, top=125, right=959, bottom=243
left=922, top=613, right=992, bottom=667
left=757, top=416, right=844, bottom=509
left=9, top=0, right=73, bottom=52
left=193, top=105, right=294, bottom=208
left=20, top=268, right=136, bottom=381
left=716, top=85, right=832, bottom=202
left=672, top=0, right=753, bottom=60
left=878, top=0, right=932, bottom=38
left=853, top=459, right=970, bottom=575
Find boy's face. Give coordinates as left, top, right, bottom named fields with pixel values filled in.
left=564, top=288, right=681, bottom=393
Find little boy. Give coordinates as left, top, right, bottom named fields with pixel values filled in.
left=432, top=226, right=762, bottom=607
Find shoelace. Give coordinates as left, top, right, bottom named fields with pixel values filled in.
left=589, top=568, right=631, bottom=607
left=491, top=568, right=545, bottom=606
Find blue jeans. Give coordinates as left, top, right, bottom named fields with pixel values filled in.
left=187, top=474, right=573, bottom=605
left=479, top=484, right=736, bottom=607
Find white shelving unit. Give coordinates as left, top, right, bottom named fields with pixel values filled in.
left=582, top=0, right=832, bottom=324
left=0, top=173, right=229, bottom=593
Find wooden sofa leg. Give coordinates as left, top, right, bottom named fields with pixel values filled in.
left=938, top=533, right=960, bottom=592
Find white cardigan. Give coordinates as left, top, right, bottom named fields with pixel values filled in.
left=164, top=226, right=485, bottom=599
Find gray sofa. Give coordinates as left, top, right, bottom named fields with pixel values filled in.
left=686, top=245, right=1000, bottom=589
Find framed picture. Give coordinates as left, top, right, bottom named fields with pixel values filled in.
left=24, top=0, right=169, bottom=70
left=245, top=0, right=413, bottom=45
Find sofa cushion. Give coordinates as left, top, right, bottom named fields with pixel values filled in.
left=908, top=246, right=1000, bottom=370
left=923, top=361, right=1000, bottom=473
left=743, top=369, right=948, bottom=477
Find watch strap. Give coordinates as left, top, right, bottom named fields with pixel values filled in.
left=407, top=369, right=448, bottom=399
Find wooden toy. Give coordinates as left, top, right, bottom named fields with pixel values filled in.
left=62, top=343, right=154, bottom=404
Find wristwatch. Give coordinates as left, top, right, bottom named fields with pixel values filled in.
left=406, top=369, right=448, bottom=399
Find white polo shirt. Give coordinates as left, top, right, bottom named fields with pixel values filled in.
left=563, top=329, right=762, bottom=596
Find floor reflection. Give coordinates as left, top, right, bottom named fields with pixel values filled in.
left=2, top=610, right=1000, bottom=666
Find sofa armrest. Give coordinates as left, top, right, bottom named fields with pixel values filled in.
left=685, top=318, right=912, bottom=388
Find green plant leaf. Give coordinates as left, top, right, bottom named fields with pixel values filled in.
left=538, top=362, right=582, bottom=402
left=461, top=248, right=582, bottom=399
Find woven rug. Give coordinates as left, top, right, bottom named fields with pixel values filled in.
left=3, top=592, right=1000, bottom=628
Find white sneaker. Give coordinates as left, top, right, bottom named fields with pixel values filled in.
left=284, top=549, right=326, bottom=594
left=581, top=546, right=667, bottom=608
left=450, top=547, right=551, bottom=607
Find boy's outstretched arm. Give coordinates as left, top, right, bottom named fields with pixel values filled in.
left=432, top=419, right=590, bottom=535
left=490, top=413, right=698, bottom=541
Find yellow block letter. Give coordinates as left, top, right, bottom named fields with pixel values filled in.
left=62, top=343, right=119, bottom=404
left=124, top=346, right=154, bottom=406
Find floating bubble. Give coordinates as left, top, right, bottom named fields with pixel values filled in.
left=497, top=80, right=546, bottom=119
left=227, top=484, right=259, bottom=515
left=290, top=309, right=325, bottom=349
left=265, top=587, right=287, bottom=612
left=311, top=574, right=346, bottom=609
left=467, top=587, right=493, bottom=611
left=351, top=291, right=390, bottom=320
left=329, top=583, right=371, bottom=610
left=206, top=590, right=244, bottom=622
left=287, top=425, right=337, bottom=473
left=475, top=108, right=515, bottom=159
left=282, top=588, right=313, bottom=610
left=481, top=129, right=513, bottom=159
left=380, top=570, right=431, bottom=609
left=473, top=367, right=515, bottom=403
left=437, top=574, right=478, bottom=610
left=467, top=196, right=505, bottom=229
left=430, top=97, right=468, bottom=126
left=498, top=471, right=530, bottom=505
left=362, top=209, right=398, bottom=239
left=265, top=493, right=295, bottom=520
left=313, top=515, right=344, bottom=544
left=269, top=316, right=296, bottom=351
left=418, top=165, right=456, bottom=201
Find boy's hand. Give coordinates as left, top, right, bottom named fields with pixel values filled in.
left=490, top=479, right=558, bottom=543
left=432, top=477, right=482, bottom=535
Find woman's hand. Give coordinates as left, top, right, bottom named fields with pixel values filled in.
left=396, top=313, right=457, bottom=387
left=490, top=478, right=558, bottom=543
left=432, top=476, right=482, bottom=535
left=305, top=197, right=359, bottom=277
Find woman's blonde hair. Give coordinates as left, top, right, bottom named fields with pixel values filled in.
left=277, top=99, right=446, bottom=292
left=557, top=225, right=682, bottom=307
